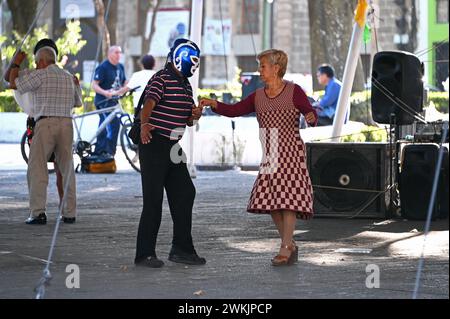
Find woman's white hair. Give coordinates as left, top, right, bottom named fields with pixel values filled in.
left=257, top=49, right=288, bottom=78
left=35, top=46, right=57, bottom=64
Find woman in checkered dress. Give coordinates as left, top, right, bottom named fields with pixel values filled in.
left=200, top=49, right=318, bottom=266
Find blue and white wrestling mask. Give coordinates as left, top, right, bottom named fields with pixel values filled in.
left=169, top=38, right=200, bottom=78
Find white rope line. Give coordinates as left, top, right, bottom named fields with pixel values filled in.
left=414, top=37, right=449, bottom=58
left=371, top=77, right=427, bottom=124
left=311, top=183, right=395, bottom=219
left=412, top=121, right=449, bottom=299
left=34, top=159, right=75, bottom=299
left=363, top=3, right=448, bottom=293
left=371, top=77, right=426, bottom=122
left=309, top=127, right=389, bottom=142
left=35, top=160, right=75, bottom=299
left=346, top=184, right=395, bottom=219
left=313, top=184, right=391, bottom=194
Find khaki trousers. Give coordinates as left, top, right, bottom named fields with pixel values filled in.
left=28, top=117, right=76, bottom=217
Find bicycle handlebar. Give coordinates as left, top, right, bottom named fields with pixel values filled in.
left=112, top=86, right=141, bottom=100
left=93, top=86, right=141, bottom=108
left=127, top=86, right=141, bottom=95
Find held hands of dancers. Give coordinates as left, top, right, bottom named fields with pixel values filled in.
left=191, top=105, right=204, bottom=120
left=140, top=104, right=203, bottom=143
left=199, top=98, right=218, bottom=110
left=187, top=104, right=204, bottom=126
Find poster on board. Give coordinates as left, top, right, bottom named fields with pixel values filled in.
left=146, top=9, right=190, bottom=57
left=203, top=18, right=232, bottom=56
left=60, top=0, right=96, bottom=19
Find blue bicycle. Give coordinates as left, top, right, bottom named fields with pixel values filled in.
left=20, top=89, right=140, bottom=173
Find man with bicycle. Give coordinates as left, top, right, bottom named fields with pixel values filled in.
left=92, top=45, right=128, bottom=159
left=8, top=40, right=82, bottom=225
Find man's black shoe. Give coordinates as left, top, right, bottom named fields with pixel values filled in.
left=25, top=213, right=47, bottom=225
left=168, top=251, right=206, bottom=265
left=135, top=256, right=164, bottom=268
left=60, top=216, right=76, bottom=224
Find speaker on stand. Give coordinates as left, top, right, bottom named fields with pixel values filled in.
left=371, top=51, right=425, bottom=217
left=371, top=51, right=424, bottom=125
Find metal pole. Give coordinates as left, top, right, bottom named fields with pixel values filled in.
left=389, top=113, right=399, bottom=217
left=269, top=1, right=274, bottom=49
left=331, top=1, right=368, bottom=142
left=262, top=0, right=271, bottom=50
left=187, top=0, right=203, bottom=178
left=369, top=0, right=380, bottom=73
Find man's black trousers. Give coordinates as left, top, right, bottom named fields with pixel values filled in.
left=135, top=134, right=196, bottom=262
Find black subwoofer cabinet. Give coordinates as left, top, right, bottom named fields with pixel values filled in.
left=400, top=143, right=449, bottom=220
left=306, top=142, right=391, bottom=218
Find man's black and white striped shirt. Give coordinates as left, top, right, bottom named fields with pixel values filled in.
left=143, top=64, right=193, bottom=140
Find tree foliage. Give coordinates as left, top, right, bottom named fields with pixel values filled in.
left=308, top=0, right=366, bottom=91
left=1, top=20, right=87, bottom=69
left=6, top=0, right=38, bottom=36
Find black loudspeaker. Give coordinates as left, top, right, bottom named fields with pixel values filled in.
left=306, top=143, right=391, bottom=218
left=400, top=144, right=449, bottom=220
left=371, top=51, right=424, bottom=125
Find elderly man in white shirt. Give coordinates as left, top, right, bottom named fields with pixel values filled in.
left=8, top=42, right=82, bottom=225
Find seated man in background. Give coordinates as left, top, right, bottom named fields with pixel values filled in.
left=313, top=64, right=342, bottom=126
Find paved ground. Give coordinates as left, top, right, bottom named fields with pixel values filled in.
left=0, top=144, right=448, bottom=299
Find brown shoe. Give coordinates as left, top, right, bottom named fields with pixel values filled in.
left=272, top=244, right=297, bottom=266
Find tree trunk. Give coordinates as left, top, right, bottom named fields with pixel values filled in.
left=0, top=50, right=4, bottom=90
left=6, top=0, right=38, bottom=36
left=308, top=0, right=365, bottom=91
left=395, top=0, right=418, bottom=52
left=94, top=0, right=111, bottom=61
left=3, top=0, right=38, bottom=89
left=107, top=0, right=118, bottom=46
left=133, top=0, right=161, bottom=70
left=142, top=0, right=162, bottom=54
left=408, top=0, right=418, bottom=52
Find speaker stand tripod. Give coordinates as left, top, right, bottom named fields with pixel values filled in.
left=388, top=113, right=402, bottom=217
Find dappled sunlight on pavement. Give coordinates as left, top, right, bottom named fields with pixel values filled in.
left=0, top=167, right=448, bottom=299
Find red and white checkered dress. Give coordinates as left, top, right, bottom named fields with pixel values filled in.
left=215, top=82, right=317, bottom=219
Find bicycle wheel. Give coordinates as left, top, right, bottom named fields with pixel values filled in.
left=20, top=131, right=56, bottom=174
left=120, top=123, right=140, bottom=172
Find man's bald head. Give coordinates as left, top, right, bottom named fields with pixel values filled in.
left=108, top=45, right=122, bottom=65
left=35, top=47, right=57, bottom=68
